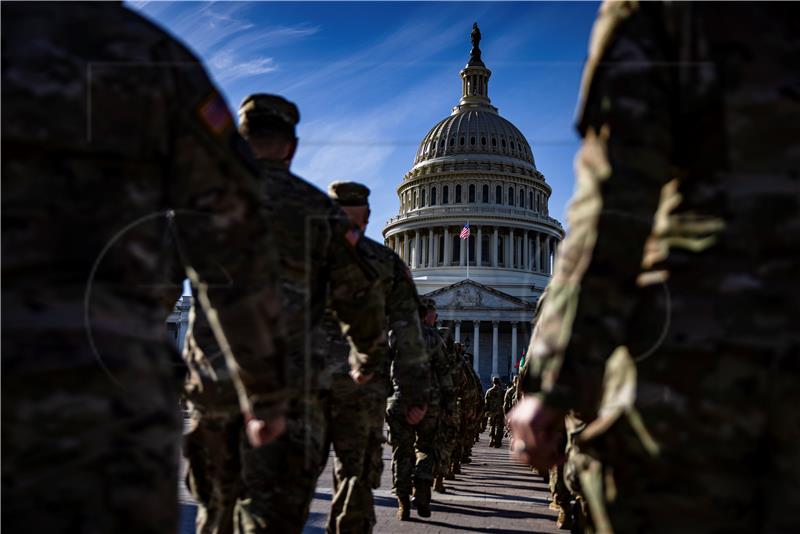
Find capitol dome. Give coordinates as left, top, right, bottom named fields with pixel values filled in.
left=413, top=110, right=535, bottom=168
left=382, top=24, right=563, bottom=384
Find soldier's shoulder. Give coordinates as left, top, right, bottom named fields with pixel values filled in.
left=262, top=167, right=332, bottom=212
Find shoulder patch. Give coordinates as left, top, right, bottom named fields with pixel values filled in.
left=197, top=92, right=233, bottom=135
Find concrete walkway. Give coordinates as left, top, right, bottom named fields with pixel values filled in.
left=304, top=432, right=561, bottom=534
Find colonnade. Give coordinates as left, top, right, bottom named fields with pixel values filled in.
left=448, top=319, right=521, bottom=378
left=387, top=225, right=559, bottom=274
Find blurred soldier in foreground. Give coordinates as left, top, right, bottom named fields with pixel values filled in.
left=388, top=298, right=447, bottom=520
left=184, top=95, right=389, bottom=534
left=510, top=2, right=800, bottom=532
left=321, top=181, right=430, bottom=534
left=432, top=326, right=462, bottom=493
left=484, top=377, right=505, bottom=447
left=2, top=3, right=287, bottom=533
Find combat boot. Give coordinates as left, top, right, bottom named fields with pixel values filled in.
left=556, top=507, right=573, bottom=530
left=445, top=466, right=455, bottom=480
left=413, top=482, right=432, bottom=518
left=433, top=476, right=446, bottom=493
left=453, top=461, right=462, bottom=474
left=395, top=495, right=410, bottom=521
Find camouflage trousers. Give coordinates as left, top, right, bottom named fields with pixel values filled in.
left=237, top=391, right=329, bottom=534
left=487, top=413, right=504, bottom=445
left=325, top=374, right=386, bottom=534
left=572, top=340, right=800, bottom=533
left=387, top=405, right=440, bottom=497
left=2, top=332, right=182, bottom=534
left=434, top=405, right=459, bottom=476
left=183, top=411, right=243, bottom=534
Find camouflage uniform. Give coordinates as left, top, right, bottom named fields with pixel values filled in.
left=450, top=347, right=481, bottom=473
left=2, top=4, right=286, bottom=534
left=185, top=96, right=388, bottom=534
left=521, top=2, right=800, bottom=532
left=484, top=380, right=505, bottom=447
left=321, top=181, right=430, bottom=534
left=387, top=301, right=447, bottom=519
left=433, top=327, right=462, bottom=489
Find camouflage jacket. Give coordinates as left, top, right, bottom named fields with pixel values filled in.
left=521, top=1, right=800, bottom=417
left=484, top=385, right=505, bottom=416
left=503, top=385, right=518, bottom=414
left=320, top=236, right=430, bottom=405
left=2, top=3, right=286, bottom=420
left=187, top=159, right=387, bottom=412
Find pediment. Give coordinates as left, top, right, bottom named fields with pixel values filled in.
left=424, top=280, right=532, bottom=311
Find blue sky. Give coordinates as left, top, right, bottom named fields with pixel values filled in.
left=130, top=1, right=599, bottom=241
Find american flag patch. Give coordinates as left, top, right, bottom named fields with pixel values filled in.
left=197, top=93, right=233, bottom=135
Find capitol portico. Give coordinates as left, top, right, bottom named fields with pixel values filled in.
left=383, top=24, right=563, bottom=385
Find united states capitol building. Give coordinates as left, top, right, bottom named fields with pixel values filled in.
left=382, top=24, right=563, bottom=385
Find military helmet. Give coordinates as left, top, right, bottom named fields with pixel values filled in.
left=492, top=377, right=501, bottom=385
left=238, top=94, right=299, bottom=127
left=328, top=181, right=370, bottom=207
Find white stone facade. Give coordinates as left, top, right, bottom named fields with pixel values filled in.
left=382, top=26, right=563, bottom=386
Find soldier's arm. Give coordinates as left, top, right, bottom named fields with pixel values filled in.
left=325, top=209, right=388, bottom=377
left=521, top=3, right=673, bottom=417
left=166, top=69, right=287, bottom=421
left=385, top=255, right=431, bottom=406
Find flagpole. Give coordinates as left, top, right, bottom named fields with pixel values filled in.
left=466, top=220, right=470, bottom=280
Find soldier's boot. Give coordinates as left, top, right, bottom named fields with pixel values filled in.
left=433, top=476, right=446, bottom=493
left=549, top=500, right=561, bottom=511
left=395, top=495, right=410, bottom=521
left=453, top=461, right=461, bottom=475
left=444, top=464, right=455, bottom=481
left=556, top=507, right=573, bottom=530
left=413, top=482, right=432, bottom=518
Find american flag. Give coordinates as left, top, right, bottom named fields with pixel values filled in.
left=459, top=222, right=470, bottom=240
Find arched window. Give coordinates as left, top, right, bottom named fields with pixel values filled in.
left=529, top=191, right=534, bottom=210
left=482, top=184, right=489, bottom=203
left=449, top=138, right=455, bottom=147
left=495, top=185, right=502, bottom=204
left=459, top=137, right=465, bottom=146
left=519, top=188, right=524, bottom=207
left=443, top=185, right=449, bottom=204
left=492, top=137, right=497, bottom=147
left=413, top=190, right=418, bottom=209
left=431, top=187, right=437, bottom=206
left=481, top=136, right=486, bottom=146
left=455, top=185, right=462, bottom=203
left=508, top=187, right=514, bottom=206
left=502, top=139, right=507, bottom=148
left=470, top=136, right=475, bottom=145
left=439, top=139, right=445, bottom=148
left=421, top=189, right=427, bottom=207
left=468, top=184, right=475, bottom=203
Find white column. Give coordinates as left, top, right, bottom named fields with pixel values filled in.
left=454, top=320, right=461, bottom=342
left=511, top=322, right=518, bottom=375
left=476, top=225, right=483, bottom=267
left=402, top=233, right=409, bottom=265
left=491, top=321, right=499, bottom=377
left=506, top=228, right=513, bottom=267
left=443, top=227, right=450, bottom=266
left=491, top=227, right=498, bottom=267
left=459, top=234, right=467, bottom=267
left=523, top=231, right=530, bottom=271
left=472, top=321, right=480, bottom=373
left=428, top=228, right=434, bottom=268
left=433, top=229, right=440, bottom=266
left=544, top=236, right=551, bottom=274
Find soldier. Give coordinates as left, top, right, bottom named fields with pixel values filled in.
left=432, top=326, right=462, bottom=492
left=510, top=2, right=800, bottom=533
left=388, top=298, right=448, bottom=520
left=321, top=181, right=431, bottom=534
left=2, top=3, right=287, bottom=533
left=185, top=95, right=389, bottom=534
left=484, top=377, right=505, bottom=447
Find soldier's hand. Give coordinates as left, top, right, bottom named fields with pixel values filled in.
left=508, top=396, right=565, bottom=472
left=350, top=369, right=374, bottom=384
left=405, top=404, right=428, bottom=425
left=245, top=414, right=287, bottom=448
